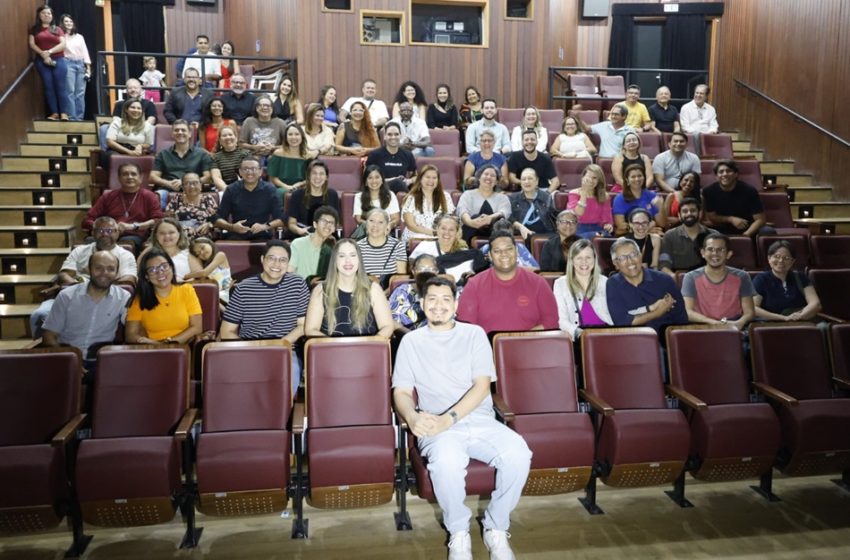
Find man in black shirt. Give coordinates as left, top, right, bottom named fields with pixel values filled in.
left=215, top=157, right=285, bottom=240
left=220, top=74, right=256, bottom=125
left=365, top=122, right=417, bottom=193
left=507, top=129, right=559, bottom=193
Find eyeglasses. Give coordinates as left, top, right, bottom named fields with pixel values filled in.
left=769, top=255, right=794, bottom=262
left=630, top=221, right=650, bottom=228
left=704, top=247, right=727, bottom=254
left=317, top=218, right=337, bottom=227
left=146, top=262, right=171, bottom=275
left=612, top=252, right=641, bottom=263
left=240, top=166, right=260, bottom=173
left=557, top=219, right=578, bottom=226
left=264, top=255, right=289, bottom=264
left=94, top=228, right=115, bottom=234
left=257, top=103, right=272, bottom=109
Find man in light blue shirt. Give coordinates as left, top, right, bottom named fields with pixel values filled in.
left=465, top=98, right=511, bottom=154
left=591, top=103, right=634, bottom=158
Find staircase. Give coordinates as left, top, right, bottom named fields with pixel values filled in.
left=0, top=120, right=97, bottom=339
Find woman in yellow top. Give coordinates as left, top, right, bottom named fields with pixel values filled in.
left=126, top=248, right=203, bottom=344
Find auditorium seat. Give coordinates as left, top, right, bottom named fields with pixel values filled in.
left=493, top=332, right=595, bottom=497
left=829, top=323, right=850, bottom=386
left=811, top=235, right=850, bottom=269
left=386, top=274, right=412, bottom=295
left=596, top=157, right=614, bottom=186
left=192, top=281, right=221, bottom=334
left=106, top=154, right=154, bottom=191
left=75, top=345, right=200, bottom=548
left=499, top=108, right=524, bottom=132
left=637, top=132, right=662, bottom=158
left=568, top=109, right=600, bottom=125
left=340, top=192, right=357, bottom=237
left=663, top=132, right=697, bottom=154
left=296, top=337, right=404, bottom=536
left=598, top=75, right=626, bottom=110
left=196, top=341, right=294, bottom=521
left=154, top=123, right=197, bottom=153
left=538, top=271, right=561, bottom=289
left=699, top=134, right=734, bottom=159
left=429, top=128, right=461, bottom=158
left=756, top=235, right=809, bottom=270
left=666, top=326, right=781, bottom=499
left=580, top=328, right=692, bottom=510
left=568, top=74, right=602, bottom=112
left=539, top=109, right=565, bottom=134
left=759, top=192, right=811, bottom=236
left=554, top=158, right=593, bottom=190
left=736, top=159, right=764, bottom=188
left=809, top=268, right=850, bottom=322
left=154, top=102, right=166, bottom=124
left=750, top=324, right=850, bottom=488
left=726, top=236, right=757, bottom=270
left=321, top=156, right=361, bottom=193
left=0, top=347, right=91, bottom=556
left=531, top=234, right=551, bottom=264
left=416, top=156, right=461, bottom=191
left=553, top=191, right=569, bottom=211
left=592, top=237, right=616, bottom=275
left=216, top=241, right=264, bottom=281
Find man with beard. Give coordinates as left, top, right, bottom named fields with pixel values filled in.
left=220, top=74, right=255, bottom=125
left=31, top=216, right=137, bottom=337
left=365, top=121, right=417, bottom=193
left=389, top=254, right=440, bottom=333
left=41, top=250, right=130, bottom=364
left=659, top=197, right=718, bottom=276
left=703, top=159, right=772, bottom=237
left=393, top=275, right=532, bottom=560
left=682, top=233, right=756, bottom=331
left=506, top=129, right=559, bottom=193
left=652, top=132, right=700, bottom=193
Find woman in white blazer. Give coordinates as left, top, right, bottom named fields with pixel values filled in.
left=553, top=238, right=613, bottom=340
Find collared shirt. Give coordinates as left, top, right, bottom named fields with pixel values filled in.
left=591, top=121, right=635, bottom=158
left=183, top=55, right=221, bottom=78
left=658, top=224, right=718, bottom=271
left=648, top=103, right=679, bottom=133
left=652, top=149, right=701, bottom=189
left=60, top=242, right=138, bottom=280
left=42, top=282, right=130, bottom=358
left=220, top=91, right=257, bottom=125
left=217, top=179, right=284, bottom=226
left=391, top=116, right=431, bottom=146
left=341, top=96, right=390, bottom=126
left=606, top=268, right=688, bottom=333
left=680, top=101, right=719, bottom=134
left=153, top=144, right=213, bottom=181
left=465, top=119, right=511, bottom=153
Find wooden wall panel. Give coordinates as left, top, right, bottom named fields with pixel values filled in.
left=163, top=0, right=225, bottom=79
left=713, top=0, right=850, bottom=199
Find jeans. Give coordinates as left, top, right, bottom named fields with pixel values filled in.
left=412, top=146, right=436, bottom=157
left=30, top=299, right=55, bottom=339
left=577, top=224, right=610, bottom=240
left=65, top=59, right=87, bottom=120
left=35, top=56, right=70, bottom=116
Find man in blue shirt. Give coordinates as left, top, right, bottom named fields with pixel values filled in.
left=606, top=237, right=687, bottom=333
left=591, top=104, right=634, bottom=158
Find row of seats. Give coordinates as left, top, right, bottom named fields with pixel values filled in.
left=566, top=73, right=627, bottom=111
left=2, top=324, right=847, bottom=552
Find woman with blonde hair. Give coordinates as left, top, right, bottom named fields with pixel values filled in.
left=567, top=163, right=613, bottom=239
left=510, top=106, right=548, bottom=152
left=305, top=239, right=394, bottom=337
left=553, top=238, right=612, bottom=340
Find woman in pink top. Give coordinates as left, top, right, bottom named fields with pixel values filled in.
left=59, top=14, right=90, bottom=121
left=567, top=163, right=613, bottom=239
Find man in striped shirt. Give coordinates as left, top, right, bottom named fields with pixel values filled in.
left=220, top=240, right=309, bottom=391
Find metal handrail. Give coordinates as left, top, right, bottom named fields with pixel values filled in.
left=734, top=79, right=850, bottom=150
left=0, top=62, right=35, bottom=109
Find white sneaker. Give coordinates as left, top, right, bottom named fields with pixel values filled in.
left=483, top=529, right=515, bottom=560
left=448, top=530, right=472, bottom=560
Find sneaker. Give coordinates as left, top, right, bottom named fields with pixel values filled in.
left=447, top=530, right=472, bottom=560
left=483, top=529, right=515, bottom=560
left=60, top=114, right=70, bottom=121
left=47, top=113, right=59, bottom=121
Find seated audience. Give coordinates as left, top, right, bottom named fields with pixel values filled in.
left=567, top=163, right=613, bottom=239
left=553, top=239, right=613, bottom=340
left=648, top=86, right=680, bottom=134
left=509, top=168, right=555, bottom=241
left=459, top=85, right=484, bottom=124
left=401, top=164, right=455, bottom=243
left=165, top=172, right=218, bottom=239
left=389, top=254, right=440, bottom=333
left=392, top=102, right=434, bottom=157
left=220, top=240, right=308, bottom=390
left=215, top=157, right=284, bottom=240
left=591, top=104, right=634, bottom=158
left=287, top=160, right=340, bottom=237
left=606, top=238, right=688, bottom=333
left=507, top=129, right=560, bottom=192
left=112, top=78, right=157, bottom=126
left=181, top=34, right=220, bottom=84
left=268, top=122, right=311, bottom=199
left=334, top=100, right=380, bottom=157
left=104, top=99, right=153, bottom=164
left=753, top=240, right=822, bottom=322
left=125, top=248, right=203, bottom=344
left=457, top=164, right=511, bottom=243
left=304, top=239, right=394, bottom=337
left=703, top=159, right=772, bottom=237
left=356, top=208, right=407, bottom=282
left=302, top=102, right=336, bottom=156
left=463, top=130, right=508, bottom=190
left=426, top=83, right=460, bottom=129
left=272, top=74, right=304, bottom=124
left=184, top=237, right=232, bottom=304
left=410, top=213, right=487, bottom=283
left=540, top=210, right=579, bottom=273
left=210, top=123, right=252, bottom=191
left=163, top=67, right=212, bottom=125
left=150, top=119, right=213, bottom=209
left=140, top=217, right=202, bottom=282
left=318, top=84, right=341, bottom=129
left=218, top=40, right=239, bottom=89
left=659, top=197, right=717, bottom=276
left=365, top=122, right=417, bottom=193
left=550, top=115, right=595, bottom=159
left=457, top=229, right=558, bottom=333
left=353, top=165, right=401, bottom=235
left=612, top=164, right=664, bottom=235
left=624, top=208, right=661, bottom=269
left=339, top=78, right=389, bottom=128
left=510, top=106, right=548, bottom=152
left=662, top=171, right=701, bottom=228
left=239, top=95, right=287, bottom=158
left=682, top=233, right=755, bottom=330
left=652, top=132, right=701, bottom=193
left=622, top=84, right=651, bottom=130
left=680, top=84, right=719, bottom=135
left=465, top=98, right=511, bottom=154
left=198, top=98, right=234, bottom=152
left=289, top=205, right=339, bottom=283
left=612, top=131, right=654, bottom=191
left=391, top=80, right=428, bottom=120
left=479, top=218, right=539, bottom=270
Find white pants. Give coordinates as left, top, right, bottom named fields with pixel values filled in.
left=419, top=414, right=531, bottom=534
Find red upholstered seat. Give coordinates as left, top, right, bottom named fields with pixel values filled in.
left=216, top=241, right=264, bottom=281
left=727, top=236, right=757, bottom=270
left=756, top=235, right=809, bottom=270
left=430, top=128, right=461, bottom=158
left=417, top=156, right=462, bottom=191
left=321, top=156, right=362, bottom=193
left=498, top=108, right=524, bottom=132
left=568, top=74, right=602, bottom=112
left=554, top=158, right=593, bottom=190
left=809, top=268, right=850, bottom=322
left=811, top=235, right=850, bottom=269
left=598, top=75, right=626, bottom=110
left=699, top=134, right=733, bottom=159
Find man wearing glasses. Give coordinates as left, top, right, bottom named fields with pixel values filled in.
left=606, top=237, right=687, bottom=333
left=540, top=209, right=580, bottom=272
left=220, top=74, right=255, bottom=125
left=239, top=95, right=286, bottom=157
left=681, top=233, right=756, bottom=331
left=215, top=157, right=284, bottom=240
left=30, top=216, right=136, bottom=338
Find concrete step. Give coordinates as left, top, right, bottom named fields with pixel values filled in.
left=0, top=339, right=38, bottom=349
left=760, top=160, right=796, bottom=174
left=0, top=225, right=78, bottom=248
left=732, top=140, right=751, bottom=151
left=720, top=130, right=741, bottom=141
left=1, top=156, right=88, bottom=173
left=0, top=186, right=87, bottom=206
left=26, top=131, right=98, bottom=146
left=0, top=304, right=37, bottom=338
left=32, top=120, right=98, bottom=134
left=791, top=201, right=850, bottom=220
left=0, top=171, right=89, bottom=189
left=19, top=144, right=96, bottom=157
left=787, top=186, right=834, bottom=203
left=0, top=205, right=88, bottom=228
left=774, top=173, right=814, bottom=187
left=0, top=274, right=53, bottom=305
left=733, top=150, right=764, bottom=161
left=794, top=218, right=850, bottom=235
left=0, top=248, right=69, bottom=275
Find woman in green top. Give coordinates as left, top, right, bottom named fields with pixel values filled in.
left=267, top=122, right=311, bottom=202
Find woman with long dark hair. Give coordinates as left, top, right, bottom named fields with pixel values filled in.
left=392, top=80, right=428, bottom=120
left=219, top=40, right=239, bottom=89
left=317, top=85, right=340, bottom=129
left=28, top=5, right=70, bottom=121
left=59, top=13, right=90, bottom=121
left=273, top=74, right=304, bottom=124
left=268, top=123, right=311, bottom=199
left=353, top=165, right=400, bottom=234
left=334, top=100, right=379, bottom=157
left=198, top=97, right=234, bottom=152
left=287, top=160, right=340, bottom=237
left=426, top=83, right=459, bottom=130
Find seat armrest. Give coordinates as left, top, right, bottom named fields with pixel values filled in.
left=666, top=384, right=708, bottom=410
left=492, top=392, right=515, bottom=424
left=817, top=312, right=846, bottom=324
left=833, top=377, right=850, bottom=391
left=174, top=408, right=199, bottom=440
left=579, top=389, right=614, bottom=417
left=752, top=382, right=799, bottom=407
left=51, top=414, right=87, bottom=447
left=291, top=402, right=305, bottom=435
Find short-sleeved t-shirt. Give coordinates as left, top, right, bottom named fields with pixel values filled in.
left=702, top=181, right=764, bottom=234
left=365, top=147, right=417, bottom=180
left=681, top=266, right=756, bottom=320
left=153, top=145, right=213, bottom=181
left=126, top=283, right=202, bottom=340
left=289, top=235, right=324, bottom=279
left=612, top=189, right=658, bottom=218
left=752, top=270, right=810, bottom=315
left=239, top=117, right=287, bottom=147
left=222, top=273, right=309, bottom=339
left=392, top=321, right=495, bottom=418
left=648, top=103, right=680, bottom=133
left=287, top=188, right=340, bottom=228
left=507, top=151, right=557, bottom=184
left=216, top=179, right=284, bottom=226
left=356, top=237, right=407, bottom=277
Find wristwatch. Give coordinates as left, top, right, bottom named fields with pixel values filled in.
left=132, top=222, right=140, bottom=231
left=448, top=410, right=458, bottom=424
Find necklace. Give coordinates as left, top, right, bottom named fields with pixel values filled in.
left=121, top=190, right=141, bottom=218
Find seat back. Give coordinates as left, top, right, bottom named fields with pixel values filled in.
left=107, top=155, right=154, bottom=190
left=321, top=156, right=362, bottom=193
left=759, top=192, right=795, bottom=229
left=592, top=236, right=616, bottom=275
left=154, top=124, right=198, bottom=153
left=201, top=340, right=292, bottom=432
left=663, top=132, right=697, bottom=154
left=91, top=345, right=190, bottom=438
left=809, top=268, right=850, bottom=321
left=727, top=235, right=757, bottom=270
left=192, top=281, right=221, bottom=332
left=539, top=109, right=565, bottom=133
left=666, top=326, right=750, bottom=404
left=581, top=328, right=667, bottom=409
left=568, top=74, right=602, bottom=111
left=417, top=156, right=461, bottom=191
left=305, top=337, right=392, bottom=428
left=429, top=128, right=460, bottom=157
left=598, top=75, right=626, bottom=98
left=699, top=134, right=733, bottom=159
left=531, top=235, right=549, bottom=264
left=216, top=241, right=264, bottom=281
left=568, top=109, right=600, bottom=125
left=498, top=108, right=524, bottom=132
left=756, top=235, right=809, bottom=270
left=596, top=157, right=614, bottom=186
left=736, top=159, right=763, bottom=188
left=494, top=332, right=579, bottom=414
left=637, top=132, right=662, bottom=158
left=750, top=324, right=832, bottom=400
left=340, top=192, right=357, bottom=236
left=811, top=235, right=850, bottom=269
left=554, top=158, right=592, bottom=190
left=829, top=323, right=850, bottom=382
left=154, top=102, right=166, bottom=124
left=0, top=348, right=81, bottom=446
